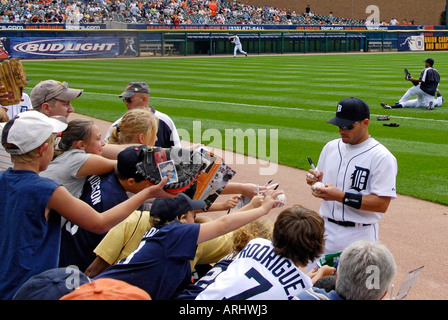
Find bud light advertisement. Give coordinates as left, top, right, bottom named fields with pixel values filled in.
left=10, top=37, right=123, bottom=58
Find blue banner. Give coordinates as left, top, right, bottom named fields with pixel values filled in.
left=128, top=24, right=447, bottom=31
left=398, top=34, right=425, bottom=51
left=10, top=37, right=121, bottom=58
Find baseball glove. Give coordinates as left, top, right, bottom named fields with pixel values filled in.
left=377, top=115, right=390, bottom=121
left=0, top=58, right=28, bottom=106
left=136, top=146, right=206, bottom=195
left=404, top=67, right=419, bottom=86
left=404, top=67, right=412, bottom=80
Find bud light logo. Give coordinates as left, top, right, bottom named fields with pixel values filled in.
left=12, top=37, right=119, bottom=58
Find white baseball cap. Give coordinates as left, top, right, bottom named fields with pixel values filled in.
left=1, top=110, right=68, bottom=155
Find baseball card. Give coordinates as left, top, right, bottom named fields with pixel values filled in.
left=158, top=160, right=178, bottom=184
left=154, top=150, right=167, bottom=167
left=395, top=266, right=424, bottom=300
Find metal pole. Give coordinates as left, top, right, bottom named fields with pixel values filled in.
left=161, top=32, right=164, bottom=56
left=184, top=32, right=187, bottom=56
left=209, top=32, right=212, bottom=55
left=446, top=0, right=448, bottom=28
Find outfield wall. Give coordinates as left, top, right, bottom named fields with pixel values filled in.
left=0, top=27, right=447, bottom=59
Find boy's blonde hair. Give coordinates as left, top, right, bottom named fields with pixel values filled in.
left=232, top=217, right=274, bottom=254
left=0, top=108, right=9, bottom=122
left=109, top=109, right=158, bottom=145
left=4, top=133, right=56, bottom=164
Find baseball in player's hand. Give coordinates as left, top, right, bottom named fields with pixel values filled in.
left=311, top=183, right=344, bottom=202
left=306, top=169, right=323, bottom=185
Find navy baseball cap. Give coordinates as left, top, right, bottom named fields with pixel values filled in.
left=119, top=82, right=150, bottom=98
left=151, top=193, right=206, bottom=223
left=424, top=58, right=434, bottom=66
left=12, top=267, right=91, bottom=300
left=327, top=97, right=370, bottom=127
left=116, top=145, right=147, bottom=182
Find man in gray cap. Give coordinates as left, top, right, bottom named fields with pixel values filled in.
left=30, top=80, right=83, bottom=119
left=1, top=80, right=82, bottom=171
left=105, top=82, right=181, bottom=148
left=305, top=97, right=398, bottom=269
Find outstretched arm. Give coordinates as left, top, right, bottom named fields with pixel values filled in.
left=197, top=190, right=284, bottom=244
left=48, top=177, right=173, bottom=234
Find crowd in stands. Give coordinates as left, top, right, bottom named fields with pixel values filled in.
left=0, top=0, right=371, bottom=26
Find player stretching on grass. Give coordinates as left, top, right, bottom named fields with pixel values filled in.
left=381, top=58, right=441, bottom=110
left=229, top=34, right=248, bottom=58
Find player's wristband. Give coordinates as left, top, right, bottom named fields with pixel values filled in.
left=343, top=192, right=362, bottom=209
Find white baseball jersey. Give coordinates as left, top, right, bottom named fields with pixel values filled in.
left=196, top=238, right=313, bottom=300
left=232, top=36, right=241, bottom=46
left=1, top=93, right=32, bottom=119
left=0, top=123, right=13, bottom=171
left=317, top=137, right=397, bottom=224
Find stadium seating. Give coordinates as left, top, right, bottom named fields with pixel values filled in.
left=0, top=0, right=366, bottom=25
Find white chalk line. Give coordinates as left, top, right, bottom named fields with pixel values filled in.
left=85, top=92, right=448, bottom=124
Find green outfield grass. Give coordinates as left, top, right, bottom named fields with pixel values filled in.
left=21, top=52, right=448, bottom=205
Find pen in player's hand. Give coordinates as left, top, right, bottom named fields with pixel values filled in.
left=307, top=157, right=317, bottom=171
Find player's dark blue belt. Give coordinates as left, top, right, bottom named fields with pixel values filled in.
left=327, top=218, right=371, bottom=227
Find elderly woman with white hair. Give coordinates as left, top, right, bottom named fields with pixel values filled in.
left=294, top=240, right=396, bottom=300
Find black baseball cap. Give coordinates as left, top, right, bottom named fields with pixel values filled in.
left=12, top=267, right=90, bottom=300
left=116, top=145, right=146, bottom=181
left=327, top=97, right=370, bottom=127
left=424, top=58, right=434, bottom=66
left=119, top=82, right=150, bottom=98
left=151, top=193, right=206, bottom=223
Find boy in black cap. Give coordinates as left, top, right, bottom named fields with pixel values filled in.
left=381, top=58, right=441, bottom=110
left=94, top=188, right=285, bottom=300
left=305, top=97, right=397, bottom=269
left=58, top=145, right=172, bottom=272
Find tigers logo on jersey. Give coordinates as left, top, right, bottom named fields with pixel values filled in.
left=350, top=166, right=370, bottom=192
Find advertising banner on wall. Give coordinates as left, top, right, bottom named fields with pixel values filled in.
left=398, top=34, right=425, bottom=51
left=9, top=37, right=126, bottom=58
left=424, top=35, right=448, bottom=50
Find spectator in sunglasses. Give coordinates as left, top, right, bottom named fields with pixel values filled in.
left=105, top=82, right=181, bottom=149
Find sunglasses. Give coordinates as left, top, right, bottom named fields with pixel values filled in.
left=123, top=97, right=134, bottom=103
left=339, top=121, right=359, bottom=131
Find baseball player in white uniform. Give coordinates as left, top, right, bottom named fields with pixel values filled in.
left=381, top=58, right=441, bottom=110
left=306, top=97, right=397, bottom=267
left=229, top=34, right=248, bottom=58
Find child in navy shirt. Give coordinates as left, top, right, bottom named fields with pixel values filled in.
left=95, top=190, right=284, bottom=300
